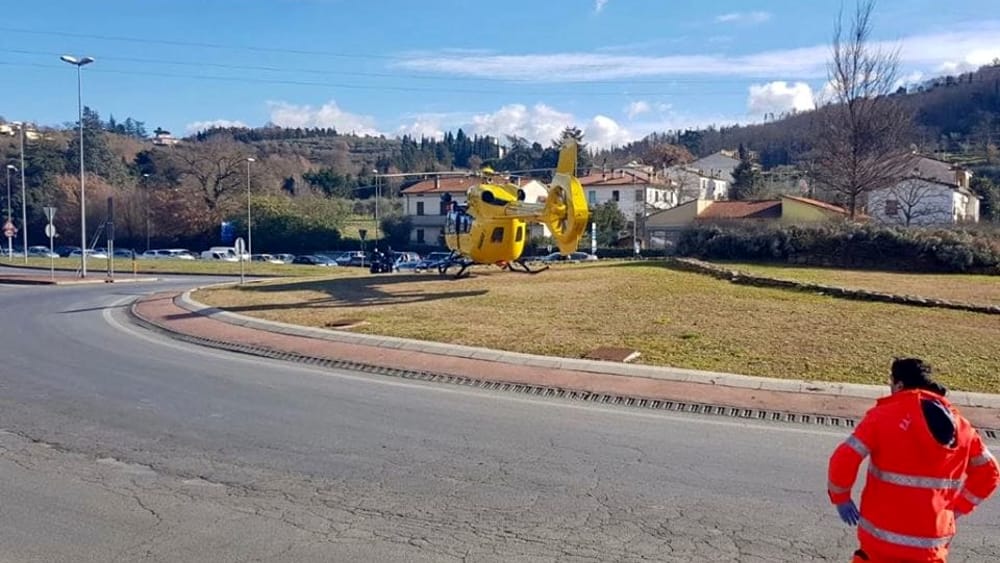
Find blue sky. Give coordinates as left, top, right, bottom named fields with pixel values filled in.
left=3, top=0, right=999, bottom=148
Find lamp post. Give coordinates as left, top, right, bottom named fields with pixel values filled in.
left=246, top=157, right=254, bottom=260
left=60, top=54, right=95, bottom=277
left=142, top=173, right=151, bottom=251
left=17, top=123, right=27, bottom=263
left=5, top=164, right=15, bottom=260
left=373, top=169, right=379, bottom=250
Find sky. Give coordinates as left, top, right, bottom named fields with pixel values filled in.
left=3, top=0, right=999, bottom=149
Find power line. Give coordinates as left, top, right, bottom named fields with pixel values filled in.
left=0, top=26, right=400, bottom=60
left=1, top=48, right=755, bottom=85
left=0, top=60, right=746, bottom=97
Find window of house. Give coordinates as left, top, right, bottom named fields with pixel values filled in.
left=491, top=227, right=504, bottom=243
left=416, top=201, right=424, bottom=216
left=588, top=190, right=597, bottom=204
left=612, top=190, right=620, bottom=202
left=884, top=199, right=899, bottom=216
left=635, top=189, right=643, bottom=202
left=416, top=229, right=425, bottom=243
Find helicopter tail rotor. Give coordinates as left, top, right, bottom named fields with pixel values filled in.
left=543, top=140, right=590, bottom=255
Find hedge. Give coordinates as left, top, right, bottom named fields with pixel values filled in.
left=676, top=222, right=1000, bottom=274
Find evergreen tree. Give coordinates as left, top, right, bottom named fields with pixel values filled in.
left=730, top=143, right=764, bottom=200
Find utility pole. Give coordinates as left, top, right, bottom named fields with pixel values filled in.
left=19, top=124, right=27, bottom=263
left=60, top=54, right=95, bottom=277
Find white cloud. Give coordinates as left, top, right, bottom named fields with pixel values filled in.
left=715, top=11, right=771, bottom=24
left=464, top=103, right=635, bottom=149
left=747, top=81, right=815, bottom=115
left=393, top=22, right=1000, bottom=82
left=586, top=115, right=632, bottom=149
left=594, top=0, right=608, bottom=13
left=185, top=119, right=248, bottom=134
left=470, top=104, right=574, bottom=146
left=626, top=100, right=651, bottom=119
left=266, top=100, right=380, bottom=136
left=396, top=115, right=445, bottom=140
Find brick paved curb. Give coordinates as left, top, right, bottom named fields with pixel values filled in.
left=174, top=286, right=1000, bottom=411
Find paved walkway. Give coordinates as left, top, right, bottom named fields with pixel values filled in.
left=131, top=290, right=1000, bottom=432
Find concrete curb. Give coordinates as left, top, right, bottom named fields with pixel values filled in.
left=178, top=286, right=1000, bottom=410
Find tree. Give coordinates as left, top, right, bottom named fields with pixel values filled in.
left=172, top=139, right=253, bottom=218
left=642, top=143, right=694, bottom=170
left=971, top=175, right=999, bottom=222
left=808, top=0, right=915, bottom=219
left=730, top=144, right=764, bottom=200
left=591, top=201, right=626, bottom=246
left=883, top=179, right=938, bottom=226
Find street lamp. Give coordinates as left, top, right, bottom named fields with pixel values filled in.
left=246, top=157, right=254, bottom=259
left=15, top=123, right=28, bottom=263
left=142, top=173, right=151, bottom=251
left=61, top=54, right=95, bottom=277
left=5, top=164, right=15, bottom=260
left=373, top=168, right=379, bottom=249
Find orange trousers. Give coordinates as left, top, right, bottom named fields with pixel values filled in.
left=852, top=550, right=946, bottom=563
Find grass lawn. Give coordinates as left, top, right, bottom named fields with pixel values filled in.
left=714, top=262, right=1000, bottom=306
left=195, top=261, right=1000, bottom=394
left=1, top=256, right=368, bottom=277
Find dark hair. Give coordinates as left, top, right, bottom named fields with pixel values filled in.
left=891, top=358, right=947, bottom=396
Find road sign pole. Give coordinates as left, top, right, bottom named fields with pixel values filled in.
left=235, top=236, right=246, bottom=285
left=44, top=208, right=57, bottom=281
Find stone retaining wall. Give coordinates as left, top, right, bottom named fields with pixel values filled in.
left=667, top=258, right=1000, bottom=315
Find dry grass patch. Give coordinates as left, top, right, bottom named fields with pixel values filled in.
left=196, top=262, right=1000, bottom=393
left=716, top=262, right=1000, bottom=306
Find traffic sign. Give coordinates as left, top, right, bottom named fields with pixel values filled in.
left=43, top=207, right=56, bottom=222
left=234, top=237, right=246, bottom=256
left=45, top=224, right=57, bottom=238
left=3, top=220, right=16, bottom=238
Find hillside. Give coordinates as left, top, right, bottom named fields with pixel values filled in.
left=600, top=63, right=1000, bottom=171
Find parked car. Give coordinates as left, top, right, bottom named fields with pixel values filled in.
left=291, top=255, right=338, bottom=266
left=113, top=248, right=136, bottom=258
left=540, top=251, right=598, bottom=263
left=415, top=252, right=453, bottom=271
left=272, top=253, right=295, bottom=264
left=251, top=253, right=284, bottom=264
left=141, top=248, right=196, bottom=260
left=28, top=246, right=59, bottom=258
left=69, top=248, right=109, bottom=259
left=55, top=245, right=81, bottom=257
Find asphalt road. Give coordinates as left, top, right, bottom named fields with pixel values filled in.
left=0, top=274, right=997, bottom=562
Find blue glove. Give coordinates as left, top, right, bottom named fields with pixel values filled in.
left=836, top=500, right=860, bottom=526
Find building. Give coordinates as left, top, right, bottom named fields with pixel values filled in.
left=644, top=195, right=850, bottom=250
left=152, top=129, right=181, bottom=147
left=663, top=150, right=740, bottom=204
left=577, top=166, right=674, bottom=219
left=400, top=175, right=480, bottom=245
left=866, top=156, right=980, bottom=225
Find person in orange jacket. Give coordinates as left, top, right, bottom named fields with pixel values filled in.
left=828, top=358, right=999, bottom=563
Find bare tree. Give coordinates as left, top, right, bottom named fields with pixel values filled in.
left=172, top=138, right=253, bottom=215
left=882, top=178, right=939, bottom=226
left=809, top=0, right=915, bottom=219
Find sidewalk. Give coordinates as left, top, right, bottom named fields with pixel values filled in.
left=131, top=290, right=1000, bottom=434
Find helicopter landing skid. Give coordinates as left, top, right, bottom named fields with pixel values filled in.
left=505, top=260, right=549, bottom=274
left=438, top=258, right=474, bottom=279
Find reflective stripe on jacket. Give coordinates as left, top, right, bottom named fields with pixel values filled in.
left=828, top=389, right=1000, bottom=561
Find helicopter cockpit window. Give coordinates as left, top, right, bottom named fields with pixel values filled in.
left=491, top=226, right=504, bottom=243
left=515, top=225, right=524, bottom=242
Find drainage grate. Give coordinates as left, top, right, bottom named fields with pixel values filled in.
left=129, top=308, right=1000, bottom=441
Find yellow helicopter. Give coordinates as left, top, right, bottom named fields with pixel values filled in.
left=438, top=139, right=590, bottom=278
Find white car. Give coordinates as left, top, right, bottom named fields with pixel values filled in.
left=69, top=249, right=109, bottom=259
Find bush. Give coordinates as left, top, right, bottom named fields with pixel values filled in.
left=677, top=222, right=1000, bottom=274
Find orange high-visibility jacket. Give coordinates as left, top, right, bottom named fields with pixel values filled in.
left=828, top=389, right=999, bottom=561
